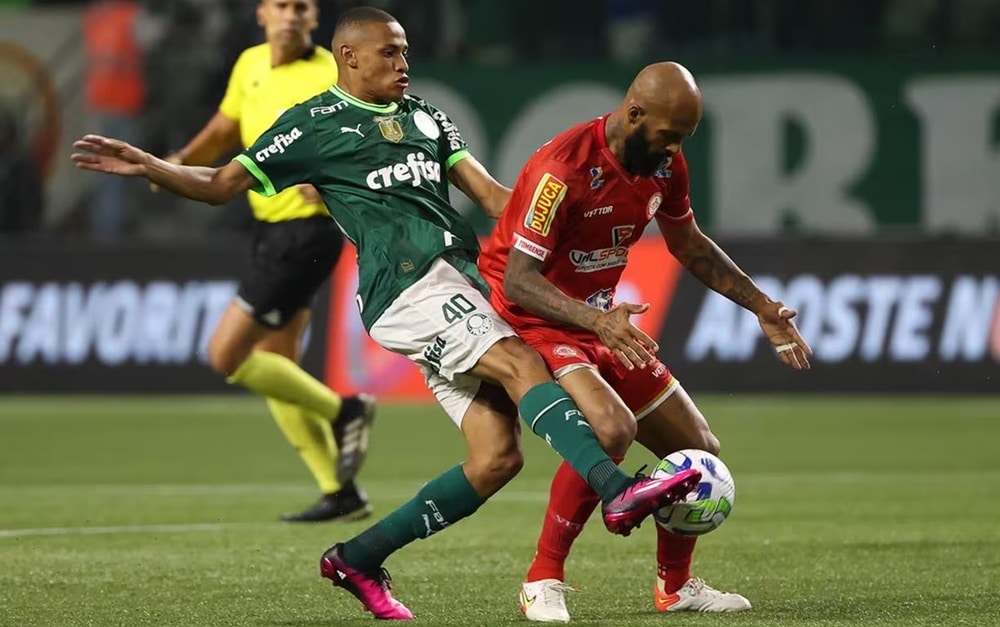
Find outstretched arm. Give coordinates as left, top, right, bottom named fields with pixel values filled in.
left=658, top=215, right=771, bottom=313
left=151, top=113, right=242, bottom=193
left=72, top=134, right=255, bottom=206
left=158, top=114, right=321, bottom=205
left=448, top=156, right=511, bottom=218
left=657, top=214, right=812, bottom=369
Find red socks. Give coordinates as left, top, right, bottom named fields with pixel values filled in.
left=656, top=528, right=697, bottom=593
left=525, top=458, right=619, bottom=582
left=526, top=457, right=697, bottom=593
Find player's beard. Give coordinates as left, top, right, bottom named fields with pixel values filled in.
left=622, top=123, right=665, bottom=177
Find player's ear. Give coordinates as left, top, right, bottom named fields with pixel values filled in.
left=339, top=44, right=359, bottom=69
left=256, top=2, right=266, bottom=28
left=627, top=104, right=644, bottom=126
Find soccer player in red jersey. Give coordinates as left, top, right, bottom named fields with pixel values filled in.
left=479, top=62, right=812, bottom=621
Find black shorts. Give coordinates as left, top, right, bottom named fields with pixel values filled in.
left=236, top=217, right=345, bottom=329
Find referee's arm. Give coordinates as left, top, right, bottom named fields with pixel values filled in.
left=170, top=112, right=242, bottom=167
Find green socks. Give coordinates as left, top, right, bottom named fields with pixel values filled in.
left=519, top=381, right=631, bottom=503
left=340, top=382, right=631, bottom=572
left=341, top=465, right=484, bottom=571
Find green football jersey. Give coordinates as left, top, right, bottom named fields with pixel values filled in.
left=234, top=84, right=481, bottom=330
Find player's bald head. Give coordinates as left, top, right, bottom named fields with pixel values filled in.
left=625, top=62, right=702, bottom=128
left=610, top=62, right=701, bottom=177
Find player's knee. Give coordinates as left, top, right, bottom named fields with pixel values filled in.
left=589, top=405, right=637, bottom=458
left=490, top=447, right=525, bottom=483
left=703, top=432, right=721, bottom=456
left=693, top=430, right=721, bottom=456
left=206, top=335, right=245, bottom=377
left=488, top=337, right=550, bottom=388
left=254, top=333, right=300, bottom=362
left=467, top=446, right=524, bottom=492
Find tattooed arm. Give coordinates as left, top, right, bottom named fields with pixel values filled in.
left=504, top=249, right=658, bottom=368
left=657, top=213, right=813, bottom=369
left=503, top=249, right=602, bottom=331
left=656, top=215, right=772, bottom=314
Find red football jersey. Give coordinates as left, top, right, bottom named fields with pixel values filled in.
left=479, top=115, right=693, bottom=333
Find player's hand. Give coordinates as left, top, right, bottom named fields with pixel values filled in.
left=72, top=135, right=150, bottom=177
left=758, top=302, right=812, bottom=370
left=593, top=302, right=659, bottom=370
left=150, top=154, right=184, bottom=192
left=297, top=184, right=325, bottom=206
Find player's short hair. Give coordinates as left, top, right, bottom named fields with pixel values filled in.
left=334, top=6, right=398, bottom=35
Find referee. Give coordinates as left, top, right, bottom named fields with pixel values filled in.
left=157, top=0, right=373, bottom=523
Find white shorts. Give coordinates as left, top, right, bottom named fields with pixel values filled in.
left=369, top=258, right=517, bottom=427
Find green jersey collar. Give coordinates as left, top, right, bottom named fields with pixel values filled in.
left=329, top=84, right=399, bottom=113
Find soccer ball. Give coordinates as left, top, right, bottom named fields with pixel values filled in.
left=652, top=449, right=735, bottom=536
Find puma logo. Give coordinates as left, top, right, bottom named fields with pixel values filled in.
left=340, top=124, right=364, bottom=137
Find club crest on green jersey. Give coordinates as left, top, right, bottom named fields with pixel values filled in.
left=375, top=115, right=404, bottom=143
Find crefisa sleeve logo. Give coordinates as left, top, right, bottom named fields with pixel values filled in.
left=524, top=172, right=567, bottom=236
left=255, top=127, right=303, bottom=162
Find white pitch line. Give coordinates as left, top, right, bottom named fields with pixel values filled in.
left=0, top=483, right=316, bottom=497
left=1, top=470, right=997, bottom=499
left=0, top=483, right=555, bottom=499
left=5, top=469, right=998, bottom=540
left=0, top=493, right=550, bottom=540
left=0, top=522, right=266, bottom=539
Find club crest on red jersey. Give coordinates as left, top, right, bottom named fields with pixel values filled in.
left=647, top=192, right=663, bottom=219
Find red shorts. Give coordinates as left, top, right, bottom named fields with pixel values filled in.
left=519, top=327, right=678, bottom=419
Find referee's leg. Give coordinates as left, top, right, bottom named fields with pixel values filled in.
left=206, top=302, right=373, bottom=521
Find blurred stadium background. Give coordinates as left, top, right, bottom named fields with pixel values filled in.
left=1, top=1, right=998, bottom=626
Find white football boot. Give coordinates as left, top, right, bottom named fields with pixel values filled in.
left=654, top=576, right=752, bottom=612
left=519, top=579, right=575, bottom=623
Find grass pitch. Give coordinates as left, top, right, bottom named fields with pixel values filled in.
left=1, top=395, right=998, bottom=626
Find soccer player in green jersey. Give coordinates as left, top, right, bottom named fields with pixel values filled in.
left=71, top=7, right=701, bottom=619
